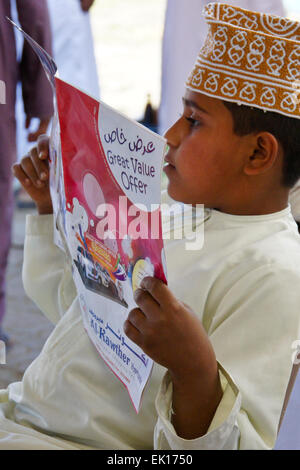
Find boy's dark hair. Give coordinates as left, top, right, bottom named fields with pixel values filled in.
left=223, top=101, right=300, bottom=188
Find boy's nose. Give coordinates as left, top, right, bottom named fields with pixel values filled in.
left=164, top=116, right=182, bottom=148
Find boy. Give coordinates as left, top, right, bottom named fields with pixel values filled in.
left=2, top=3, right=300, bottom=449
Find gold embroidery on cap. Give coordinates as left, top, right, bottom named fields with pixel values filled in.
left=246, top=35, right=266, bottom=71
left=287, top=45, right=300, bottom=81
left=260, top=87, right=277, bottom=107
left=222, top=5, right=258, bottom=30
left=260, top=15, right=300, bottom=37
left=239, top=82, right=257, bottom=102
left=281, top=92, right=298, bottom=112
left=204, top=72, right=220, bottom=92
left=221, top=77, right=238, bottom=97
left=186, top=2, right=300, bottom=119
left=211, top=26, right=228, bottom=62
left=228, top=30, right=248, bottom=66
left=267, top=40, right=286, bottom=77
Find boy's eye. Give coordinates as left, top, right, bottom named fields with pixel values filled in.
left=184, top=116, right=202, bottom=128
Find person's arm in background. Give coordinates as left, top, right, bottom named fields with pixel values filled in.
left=16, top=0, right=53, bottom=141
left=80, top=0, right=95, bottom=12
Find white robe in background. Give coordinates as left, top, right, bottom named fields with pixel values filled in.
left=15, top=0, right=100, bottom=162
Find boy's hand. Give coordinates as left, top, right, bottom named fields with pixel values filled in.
left=125, top=276, right=223, bottom=439
left=12, top=134, right=53, bottom=215
left=124, top=276, right=217, bottom=382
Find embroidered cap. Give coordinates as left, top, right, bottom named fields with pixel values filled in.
left=186, top=2, right=300, bottom=119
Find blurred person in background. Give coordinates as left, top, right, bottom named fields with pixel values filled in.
left=158, top=0, right=286, bottom=136
left=47, top=0, right=99, bottom=98
left=0, top=0, right=53, bottom=344
left=15, top=0, right=99, bottom=174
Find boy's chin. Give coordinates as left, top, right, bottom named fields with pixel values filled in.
left=166, top=184, right=182, bottom=202
left=167, top=185, right=209, bottom=207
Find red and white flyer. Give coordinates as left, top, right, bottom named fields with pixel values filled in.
left=11, top=20, right=167, bottom=412
left=55, top=78, right=167, bottom=412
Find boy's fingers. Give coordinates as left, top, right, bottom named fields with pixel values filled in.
left=123, top=318, right=141, bottom=346
left=12, top=163, right=31, bottom=187
left=140, top=277, right=176, bottom=308
left=134, top=288, right=159, bottom=318
left=20, top=154, right=45, bottom=189
left=37, top=134, right=50, bottom=160
left=126, top=307, right=146, bottom=333
left=30, top=147, right=49, bottom=181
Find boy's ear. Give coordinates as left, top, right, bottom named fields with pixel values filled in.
left=244, top=132, right=279, bottom=176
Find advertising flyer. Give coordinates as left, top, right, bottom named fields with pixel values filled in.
left=55, top=78, right=167, bottom=412
left=10, top=20, right=167, bottom=412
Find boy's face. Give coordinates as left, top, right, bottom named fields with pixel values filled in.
left=164, top=90, right=251, bottom=209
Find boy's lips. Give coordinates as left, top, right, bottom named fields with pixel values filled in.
left=164, top=153, right=176, bottom=168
